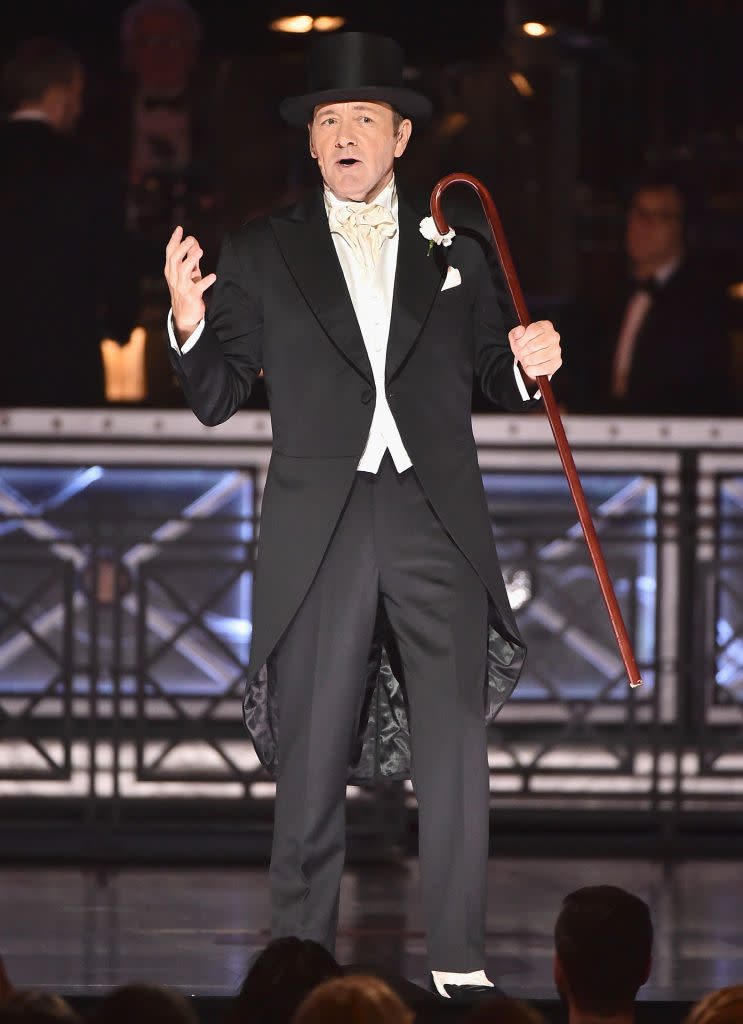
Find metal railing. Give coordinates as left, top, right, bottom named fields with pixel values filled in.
left=0, top=410, right=741, bottom=857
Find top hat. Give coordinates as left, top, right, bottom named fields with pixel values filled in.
left=279, top=31, right=432, bottom=127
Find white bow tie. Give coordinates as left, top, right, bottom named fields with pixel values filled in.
left=327, top=202, right=397, bottom=272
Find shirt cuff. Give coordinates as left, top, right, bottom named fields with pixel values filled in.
left=168, top=309, right=205, bottom=355
left=513, top=358, right=541, bottom=401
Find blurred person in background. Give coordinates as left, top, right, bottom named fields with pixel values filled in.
left=223, top=937, right=343, bottom=1024
left=83, top=0, right=218, bottom=405
left=86, top=983, right=199, bottom=1024
left=684, top=985, right=743, bottom=1024
left=291, top=975, right=412, bottom=1024
left=0, top=37, right=136, bottom=408
left=553, top=885, right=652, bottom=1024
left=0, top=991, right=81, bottom=1022
left=560, top=170, right=734, bottom=416
left=460, top=996, right=547, bottom=1024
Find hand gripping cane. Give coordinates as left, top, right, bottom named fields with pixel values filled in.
left=431, top=172, right=642, bottom=688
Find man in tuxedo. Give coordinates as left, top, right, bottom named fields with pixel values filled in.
left=164, top=32, right=561, bottom=999
left=0, top=37, right=135, bottom=407
left=561, top=173, right=732, bottom=415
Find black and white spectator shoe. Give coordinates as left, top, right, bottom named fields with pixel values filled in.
left=429, top=973, right=504, bottom=1003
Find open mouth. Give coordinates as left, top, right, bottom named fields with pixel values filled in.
left=338, top=158, right=360, bottom=166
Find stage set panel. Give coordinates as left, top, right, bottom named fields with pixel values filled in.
left=0, top=411, right=741, bottom=855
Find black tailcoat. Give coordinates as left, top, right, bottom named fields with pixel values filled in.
left=171, top=186, right=540, bottom=782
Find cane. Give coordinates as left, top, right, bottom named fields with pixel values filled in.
left=431, top=172, right=643, bottom=689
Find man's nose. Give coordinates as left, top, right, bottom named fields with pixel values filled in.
left=334, top=128, right=357, bottom=147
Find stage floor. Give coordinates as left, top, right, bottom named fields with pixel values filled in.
left=1, top=857, right=741, bottom=1003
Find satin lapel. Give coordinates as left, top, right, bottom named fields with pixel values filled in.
left=269, top=191, right=372, bottom=383
left=386, top=191, right=446, bottom=385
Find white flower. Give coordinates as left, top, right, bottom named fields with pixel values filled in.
left=419, top=216, right=455, bottom=248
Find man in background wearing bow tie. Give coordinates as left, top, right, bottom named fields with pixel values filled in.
left=164, top=31, right=562, bottom=1001
left=560, top=172, right=733, bottom=415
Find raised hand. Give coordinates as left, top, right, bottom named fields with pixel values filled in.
left=164, top=226, right=217, bottom=345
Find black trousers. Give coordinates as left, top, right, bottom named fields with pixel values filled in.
left=269, top=455, right=491, bottom=970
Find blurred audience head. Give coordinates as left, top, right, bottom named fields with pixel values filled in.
left=460, top=996, right=548, bottom=1024
left=684, top=985, right=743, bottom=1024
left=86, top=983, right=198, bottom=1024
left=2, top=37, right=83, bottom=132
left=291, top=975, right=413, bottom=1024
left=225, top=937, right=343, bottom=1024
left=0, top=989, right=81, bottom=1023
left=625, top=169, right=690, bottom=278
left=120, top=0, right=202, bottom=93
left=554, top=884, right=652, bottom=1021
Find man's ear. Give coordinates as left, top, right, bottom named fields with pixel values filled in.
left=308, top=123, right=317, bottom=159
left=394, top=118, right=412, bottom=159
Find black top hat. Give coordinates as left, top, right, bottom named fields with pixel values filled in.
left=280, top=31, right=432, bottom=126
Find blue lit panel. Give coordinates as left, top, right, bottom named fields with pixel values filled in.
left=0, top=463, right=660, bottom=713
left=482, top=470, right=660, bottom=703
left=715, top=475, right=743, bottom=699
left=0, top=465, right=255, bottom=701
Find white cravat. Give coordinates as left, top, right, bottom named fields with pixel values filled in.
left=327, top=200, right=397, bottom=275
left=325, top=178, right=413, bottom=474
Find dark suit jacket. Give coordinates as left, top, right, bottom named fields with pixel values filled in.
left=171, top=186, right=540, bottom=782
left=560, top=259, right=733, bottom=416
left=0, top=119, right=136, bottom=407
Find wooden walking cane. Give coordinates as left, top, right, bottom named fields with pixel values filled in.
left=431, top=172, right=643, bottom=688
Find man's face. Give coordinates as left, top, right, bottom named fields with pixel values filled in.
left=308, top=100, right=411, bottom=203
left=126, top=9, right=196, bottom=92
left=626, top=186, right=684, bottom=274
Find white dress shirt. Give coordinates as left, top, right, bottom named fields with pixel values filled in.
left=325, top=179, right=411, bottom=473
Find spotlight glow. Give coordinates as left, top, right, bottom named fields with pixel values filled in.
left=522, top=21, right=556, bottom=37
left=313, top=15, right=345, bottom=31
left=509, top=71, right=535, bottom=97
left=269, top=14, right=314, bottom=33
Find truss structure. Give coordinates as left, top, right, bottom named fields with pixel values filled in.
left=0, top=411, right=741, bottom=855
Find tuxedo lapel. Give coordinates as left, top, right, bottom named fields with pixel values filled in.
left=386, top=190, right=446, bottom=385
left=269, top=191, right=373, bottom=383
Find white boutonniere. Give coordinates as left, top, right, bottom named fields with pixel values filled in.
left=419, top=216, right=455, bottom=255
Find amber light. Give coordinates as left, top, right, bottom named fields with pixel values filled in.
left=313, top=15, right=345, bottom=31
left=269, top=14, right=314, bottom=32
left=509, top=71, right=535, bottom=97
left=522, top=21, right=556, bottom=37
left=269, top=14, right=345, bottom=32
